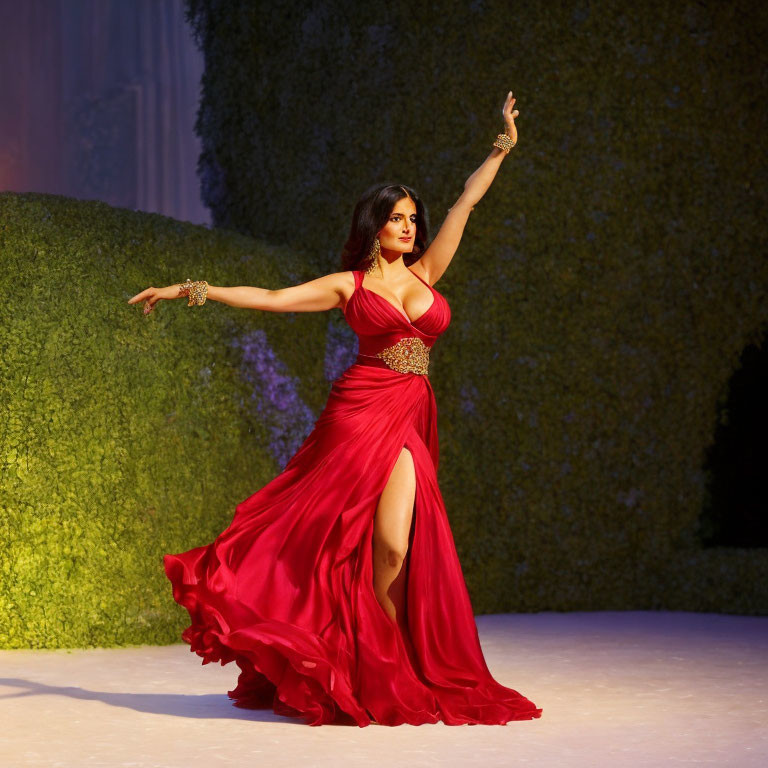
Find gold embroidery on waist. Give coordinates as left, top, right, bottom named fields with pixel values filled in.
left=371, top=337, right=430, bottom=375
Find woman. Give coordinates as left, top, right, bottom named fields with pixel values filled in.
left=128, top=91, right=542, bottom=727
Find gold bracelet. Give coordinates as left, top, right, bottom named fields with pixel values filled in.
left=178, top=278, right=209, bottom=306
left=493, top=133, right=516, bottom=153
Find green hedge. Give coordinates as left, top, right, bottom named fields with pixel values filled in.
left=2, top=0, right=768, bottom=651
left=0, top=174, right=766, bottom=654
left=184, top=0, right=768, bottom=614
left=0, top=192, right=328, bottom=648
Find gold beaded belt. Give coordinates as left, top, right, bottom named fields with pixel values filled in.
left=355, top=337, right=430, bottom=375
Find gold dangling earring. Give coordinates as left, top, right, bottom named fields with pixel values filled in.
left=365, top=237, right=382, bottom=277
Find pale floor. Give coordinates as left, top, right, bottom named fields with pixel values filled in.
left=1, top=611, right=766, bottom=767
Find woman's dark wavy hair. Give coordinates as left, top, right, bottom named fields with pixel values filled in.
left=340, top=183, right=430, bottom=271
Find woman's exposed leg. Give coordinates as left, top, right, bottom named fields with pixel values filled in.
left=372, top=446, right=416, bottom=628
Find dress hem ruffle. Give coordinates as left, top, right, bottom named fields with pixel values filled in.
left=164, top=551, right=542, bottom=727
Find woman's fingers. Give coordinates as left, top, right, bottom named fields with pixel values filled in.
left=503, top=91, right=517, bottom=120
left=126, top=287, right=160, bottom=315
left=140, top=290, right=156, bottom=314
left=500, top=91, right=519, bottom=144
left=127, top=287, right=153, bottom=304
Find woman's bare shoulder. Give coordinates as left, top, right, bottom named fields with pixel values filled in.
left=407, top=259, right=431, bottom=285
left=338, top=269, right=356, bottom=292
left=313, top=270, right=355, bottom=290
left=328, top=269, right=357, bottom=308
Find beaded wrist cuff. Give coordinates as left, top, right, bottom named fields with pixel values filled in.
left=493, top=133, right=516, bottom=153
left=178, top=279, right=209, bottom=306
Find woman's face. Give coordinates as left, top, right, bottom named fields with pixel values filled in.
left=377, top=196, right=417, bottom=255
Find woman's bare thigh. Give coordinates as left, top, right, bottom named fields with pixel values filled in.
left=373, top=446, right=416, bottom=562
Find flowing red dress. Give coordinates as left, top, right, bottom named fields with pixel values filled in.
left=163, top=267, right=543, bottom=726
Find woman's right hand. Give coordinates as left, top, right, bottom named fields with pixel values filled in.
left=127, top=284, right=180, bottom=315
left=502, top=90, right=519, bottom=146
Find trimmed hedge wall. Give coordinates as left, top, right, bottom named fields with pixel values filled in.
left=184, top=0, right=768, bottom=614
left=0, top=192, right=329, bottom=648
left=2, top=0, right=768, bottom=649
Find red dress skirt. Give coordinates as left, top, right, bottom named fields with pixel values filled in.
left=163, top=268, right=543, bottom=726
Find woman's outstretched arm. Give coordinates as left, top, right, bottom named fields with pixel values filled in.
left=417, top=91, right=519, bottom=286
left=128, top=271, right=352, bottom=316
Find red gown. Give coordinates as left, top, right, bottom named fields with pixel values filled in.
left=163, top=267, right=543, bottom=726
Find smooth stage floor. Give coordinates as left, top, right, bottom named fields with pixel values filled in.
left=1, top=611, right=766, bottom=767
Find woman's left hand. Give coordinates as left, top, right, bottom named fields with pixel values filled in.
left=502, top=91, right=519, bottom=145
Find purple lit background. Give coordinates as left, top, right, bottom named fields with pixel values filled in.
left=231, top=325, right=358, bottom=468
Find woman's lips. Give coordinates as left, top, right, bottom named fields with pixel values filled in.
left=399, top=237, right=412, bottom=241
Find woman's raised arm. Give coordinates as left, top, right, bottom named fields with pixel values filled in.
left=128, top=271, right=352, bottom=316
left=417, top=91, right=519, bottom=285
